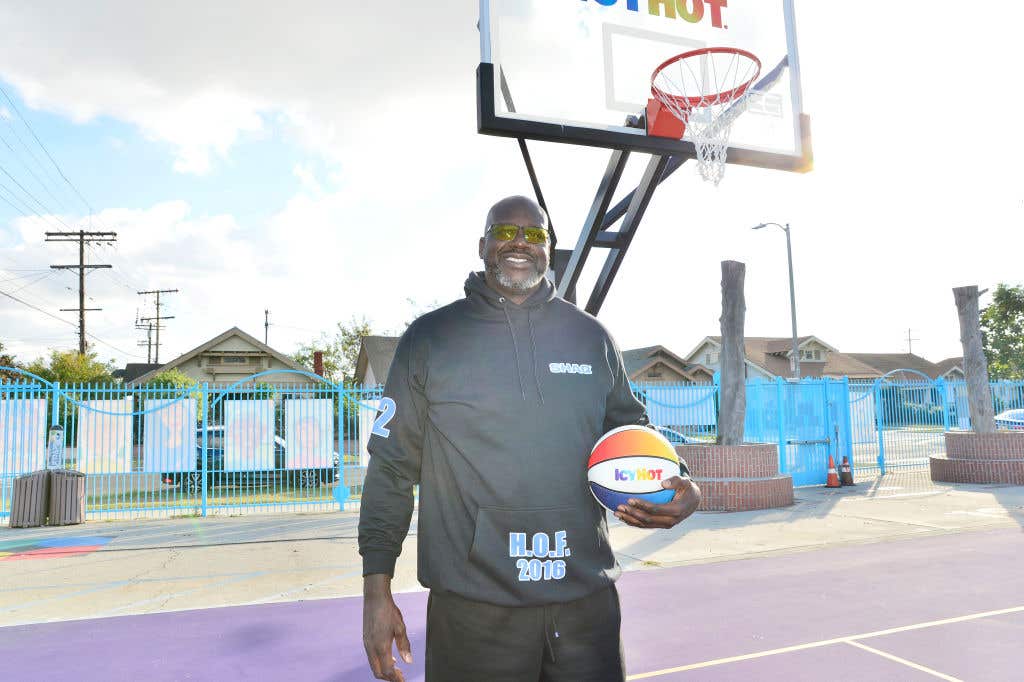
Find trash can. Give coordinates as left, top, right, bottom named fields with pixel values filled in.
left=48, top=470, right=86, bottom=526
left=9, top=470, right=50, bottom=528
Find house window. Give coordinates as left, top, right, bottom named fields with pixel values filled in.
left=207, top=357, right=221, bottom=365
left=705, top=352, right=719, bottom=364
left=647, top=369, right=662, bottom=379
left=223, top=356, right=248, bottom=364
left=814, top=350, right=822, bottom=360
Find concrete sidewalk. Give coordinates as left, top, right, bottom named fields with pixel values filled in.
left=1, top=471, right=1022, bottom=627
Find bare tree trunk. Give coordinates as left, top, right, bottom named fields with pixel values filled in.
left=954, top=285, right=995, bottom=433
left=719, top=261, right=746, bottom=445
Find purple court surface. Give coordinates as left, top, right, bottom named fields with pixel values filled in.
left=2, top=528, right=1022, bottom=681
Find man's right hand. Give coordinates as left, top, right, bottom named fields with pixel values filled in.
left=362, top=574, right=414, bottom=682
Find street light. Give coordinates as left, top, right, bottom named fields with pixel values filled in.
left=752, top=222, right=800, bottom=380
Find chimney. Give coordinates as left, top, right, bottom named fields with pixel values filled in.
left=313, top=351, right=324, bottom=377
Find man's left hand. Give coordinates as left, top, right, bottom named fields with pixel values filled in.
left=615, top=476, right=701, bottom=529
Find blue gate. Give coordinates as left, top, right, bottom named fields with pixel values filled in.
left=745, top=377, right=852, bottom=487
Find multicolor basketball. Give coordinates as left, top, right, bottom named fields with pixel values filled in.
left=587, top=425, right=680, bottom=511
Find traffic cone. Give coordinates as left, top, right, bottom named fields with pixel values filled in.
left=826, top=455, right=841, bottom=488
left=839, top=456, right=855, bottom=486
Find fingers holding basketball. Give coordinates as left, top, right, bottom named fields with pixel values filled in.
left=615, top=476, right=701, bottom=529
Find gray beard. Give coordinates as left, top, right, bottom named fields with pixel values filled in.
left=490, top=262, right=545, bottom=292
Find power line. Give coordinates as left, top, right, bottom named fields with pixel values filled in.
left=0, top=101, right=70, bottom=207
left=0, top=163, right=75, bottom=230
left=0, top=286, right=142, bottom=358
left=0, top=125, right=70, bottom=213
left=0, top=83, right=94, bottom=216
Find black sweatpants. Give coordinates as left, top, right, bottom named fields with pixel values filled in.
left=424, top=585, right=625, bottom=682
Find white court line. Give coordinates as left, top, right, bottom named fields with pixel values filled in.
left=626, top=604, right=1024, bottom=680
left=845, top=640, right=961, bottom=681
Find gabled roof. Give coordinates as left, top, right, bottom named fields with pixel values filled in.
left=622, top=345, right=692, bottom=376
left=130, top=327, right=308, bottom=385
left=356, top=335, right=401, bottom=385
left=683, top=335, right=881, bottom=379
left=846, top=353, right=943, bottom=380
left=114, top=363, right=163, bottom=383
left=934, top=357, right=965, bottom=377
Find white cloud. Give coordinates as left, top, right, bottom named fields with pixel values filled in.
left=1, top=1, right=1023, bottom=368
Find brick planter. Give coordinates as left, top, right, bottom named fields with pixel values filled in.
left=677, top=443, right=793, bottom=512
left=930, top=432, right=1024, bottom=484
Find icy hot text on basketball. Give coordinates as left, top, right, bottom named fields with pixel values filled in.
left=615, top=467, right=666, bottom=481
left=582, top=0, right=730, bottom=28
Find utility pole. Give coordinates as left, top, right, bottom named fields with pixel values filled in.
left=264, top=309, right=270, bottom=345
left=137, top=289, right=178, bottom=363
left=46, top=230, right=116, bottom=354
left=906, top=328, right=919, bottom=355
left=139, top=316, right=172, bottom=363
left=135, top=311, right=152, bottom=363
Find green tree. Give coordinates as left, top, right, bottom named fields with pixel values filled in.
left=0, top=341, right=20, bottom=380
left=293, top=316, right=374, bottom=383
left=25, top=349, right=118, bottom=384
left=145, top=368, right=197, bottom=390
left=981, top=283, right=1024, bottom=380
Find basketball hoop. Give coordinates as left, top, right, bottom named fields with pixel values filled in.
left=651, top=47, right=761, bottom=185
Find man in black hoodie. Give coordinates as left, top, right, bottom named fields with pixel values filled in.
left=360, top=196, right=701, bottom=682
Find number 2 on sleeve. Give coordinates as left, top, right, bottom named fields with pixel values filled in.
left=371, top=397, right=396, bottom=438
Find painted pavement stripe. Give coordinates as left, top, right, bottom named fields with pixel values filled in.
left=626, top=604, right=1024, bottom=680
left=844, top=640, right=962, bottom=681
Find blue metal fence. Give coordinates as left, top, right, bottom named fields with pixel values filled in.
left=0, top=368, right=380, bottom=519
left=4, top=368, right=1024, bottom=518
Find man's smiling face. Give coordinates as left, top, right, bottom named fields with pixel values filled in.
left=479, top=196, right=550, bottom=303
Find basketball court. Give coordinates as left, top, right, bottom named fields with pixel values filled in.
left=2, top=478, right=1023, bottom=680
left=2, top=526, right=1021, bottom=681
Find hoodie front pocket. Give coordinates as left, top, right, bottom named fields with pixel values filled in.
left=466, top=505, right=616, bottom=607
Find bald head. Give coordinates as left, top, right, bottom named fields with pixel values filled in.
left=479, top=195, right=552, bottom=304
left=484, top=195, right=548, bottom=235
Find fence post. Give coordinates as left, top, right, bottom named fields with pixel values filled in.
left=201, top=382, right=209, bottom=518
left=874, top=380, right=886, bottom=475
left=840, top=377, right=853, bottom=472
left=50, top=382, right=61, bottom=427
left=775, top=376, right=787, bottom=473
left=937, top=378, right=950, bottom=432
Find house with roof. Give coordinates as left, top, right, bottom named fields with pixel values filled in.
left=846, top=353, right=965, bottom=382
left=128, top=327, right=314, bottom=386
left=621, top=345, right=713, bottom=384
left=354, top=336, right=401, bottom=386
left=353, top=338, right=715, bottom=387
left=683, top=336, right=882, bottom=380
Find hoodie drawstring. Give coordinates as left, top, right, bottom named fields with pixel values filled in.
left=527, top=310, right=545, bottom=405
left=502, top=299, right=528, bottom=401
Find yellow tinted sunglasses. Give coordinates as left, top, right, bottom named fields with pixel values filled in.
left=487, top=223, right=550, bottom=245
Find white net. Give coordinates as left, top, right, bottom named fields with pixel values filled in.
left=651, top=49, right=761, bottom=186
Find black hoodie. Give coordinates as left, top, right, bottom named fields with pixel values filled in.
left=358, top=272, right=647, bottom=606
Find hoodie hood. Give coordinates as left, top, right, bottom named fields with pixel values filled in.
left=464, top=271, right=557, bottom=314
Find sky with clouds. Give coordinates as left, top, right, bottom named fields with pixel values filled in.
left=1, top=1, right=1022, bottom=371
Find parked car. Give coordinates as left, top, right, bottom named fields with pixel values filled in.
left=162, top=426, right=340, bottom=493
left=652, top=425, right=697, bottom=445
left=995, top=409, right=1024, bottom=431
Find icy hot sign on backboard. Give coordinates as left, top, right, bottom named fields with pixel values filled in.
left=478, top=0, right=810, bottom=171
